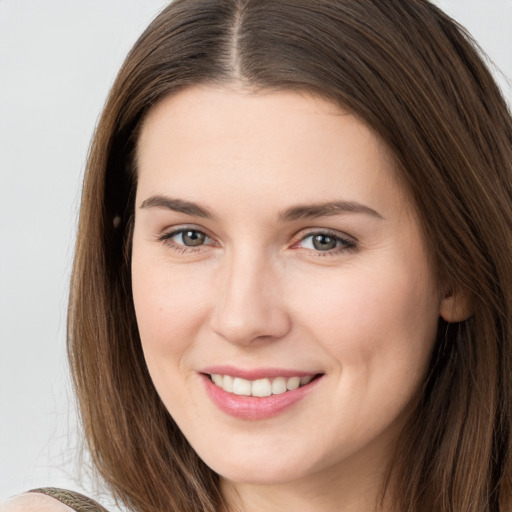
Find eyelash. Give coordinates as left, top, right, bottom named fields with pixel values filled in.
left=157, top=227, right=357, bottom=256
left=157, top=228, right=215, bottom=254
left=293, top=230, right=357, bottom=255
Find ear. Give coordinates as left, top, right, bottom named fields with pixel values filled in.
left=439, top=288, right=473, bottom=323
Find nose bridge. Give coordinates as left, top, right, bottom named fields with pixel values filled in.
left=210, top=245, right=290, bottom=345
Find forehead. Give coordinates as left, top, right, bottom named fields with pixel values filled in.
left=135, top=86, right=407, bottom=219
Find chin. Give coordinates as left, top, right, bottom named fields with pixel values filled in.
left=198, top=444, right=321, bottom=486
left=216, top=464, right=307, bottom=486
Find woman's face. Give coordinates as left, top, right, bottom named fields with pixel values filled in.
left=131, top=87, right=446, bottom=491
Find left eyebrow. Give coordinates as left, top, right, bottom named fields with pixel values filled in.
left=279, top=201, right=384, bottom=222
left=139, top=195, right=216, bottom=220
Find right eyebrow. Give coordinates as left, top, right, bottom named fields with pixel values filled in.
left=278, top=200, right=384, bottom=222
left=139, top=195, right=215, bottom=220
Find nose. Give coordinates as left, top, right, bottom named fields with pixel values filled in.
left=209, top=251, right=292, bottom=346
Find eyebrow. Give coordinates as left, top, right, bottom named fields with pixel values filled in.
left=278, top=201, right=384, bottom=222
left=139, top=195, right=383, bottom=222
left=140, top=195, right=215, bottom=219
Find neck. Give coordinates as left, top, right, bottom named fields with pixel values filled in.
left=220, top=447, right=394, bottom=512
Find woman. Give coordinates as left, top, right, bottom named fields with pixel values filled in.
left=8, top=0, right=512, bottom=511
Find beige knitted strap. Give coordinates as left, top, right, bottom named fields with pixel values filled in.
left=28, top=488, right=109, bottom=512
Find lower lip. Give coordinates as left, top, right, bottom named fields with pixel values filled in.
left=201, top=374, right=322, bottom=420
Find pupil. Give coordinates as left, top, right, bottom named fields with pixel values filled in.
left=183, top=230, right=205, bottom=246
left=313, top=234, right=336, bottom=251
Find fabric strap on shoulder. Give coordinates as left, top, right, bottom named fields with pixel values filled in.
left=29, top=488, right=109, bottom=512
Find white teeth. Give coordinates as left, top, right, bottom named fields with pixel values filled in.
left=210, top=373, right=315, bottom=397
left=272, top=377, right=287, bottom=395
left=233, top=377, right=252, bottom=396
left=223, top=375, right=234, bottom=393
left=286, top=376, right=300, bottom=390
left=211, top=374, right=223, bottom=386
left=252, top=378, right=272, bottom=397
left=300, top=375, right=313, bottom=386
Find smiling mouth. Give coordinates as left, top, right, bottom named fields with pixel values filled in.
left=207, top=373, right=321, bottom=397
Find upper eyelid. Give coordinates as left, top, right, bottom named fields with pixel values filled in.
left=295, top=233, right=356, bottom=250
left=292, top=227, right=357, bottom=244
left=160, top=225, right=214, bottom=239
left=154, top=226, right=215, bottom=250
left=157, top=228, right=215, bottom=251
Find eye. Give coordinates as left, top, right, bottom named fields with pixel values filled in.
left=159, top=228, right=213, bottom=249
left=296, top=231, right=356, bottom=253
left=174, top=229, right=207, bottom=246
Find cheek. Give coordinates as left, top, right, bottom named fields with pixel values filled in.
left=131, top=250, right=211, bottom=371
left=131, top=257, right=216, bottom=427
left=282, top=260, right=441, bottom=452
left=289, top=257, right=440, bottom=380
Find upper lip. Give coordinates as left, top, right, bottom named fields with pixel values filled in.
left=200, top=365, right=322, bottom=380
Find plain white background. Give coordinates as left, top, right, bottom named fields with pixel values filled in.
left=0, top=0, right=511, bottom=505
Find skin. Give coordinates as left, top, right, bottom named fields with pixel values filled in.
left=0, top=494, right=74, bottom=512
left=131, top=86, right=460, bottom=512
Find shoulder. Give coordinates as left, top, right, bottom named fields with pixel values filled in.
left=0, top=490, right=108, bottom=512
left=0, top=493, right=74, bottom=512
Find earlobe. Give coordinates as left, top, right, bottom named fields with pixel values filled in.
left=439, top=288, right=473, bottom=323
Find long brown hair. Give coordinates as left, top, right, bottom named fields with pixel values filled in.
left=68, top=1, right=512, bottom=511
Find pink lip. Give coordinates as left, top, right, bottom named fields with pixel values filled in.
left=200, top=371, right=322, bottom=420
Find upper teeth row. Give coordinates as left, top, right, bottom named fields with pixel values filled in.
left=210, top=374, right=313, bottom=397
